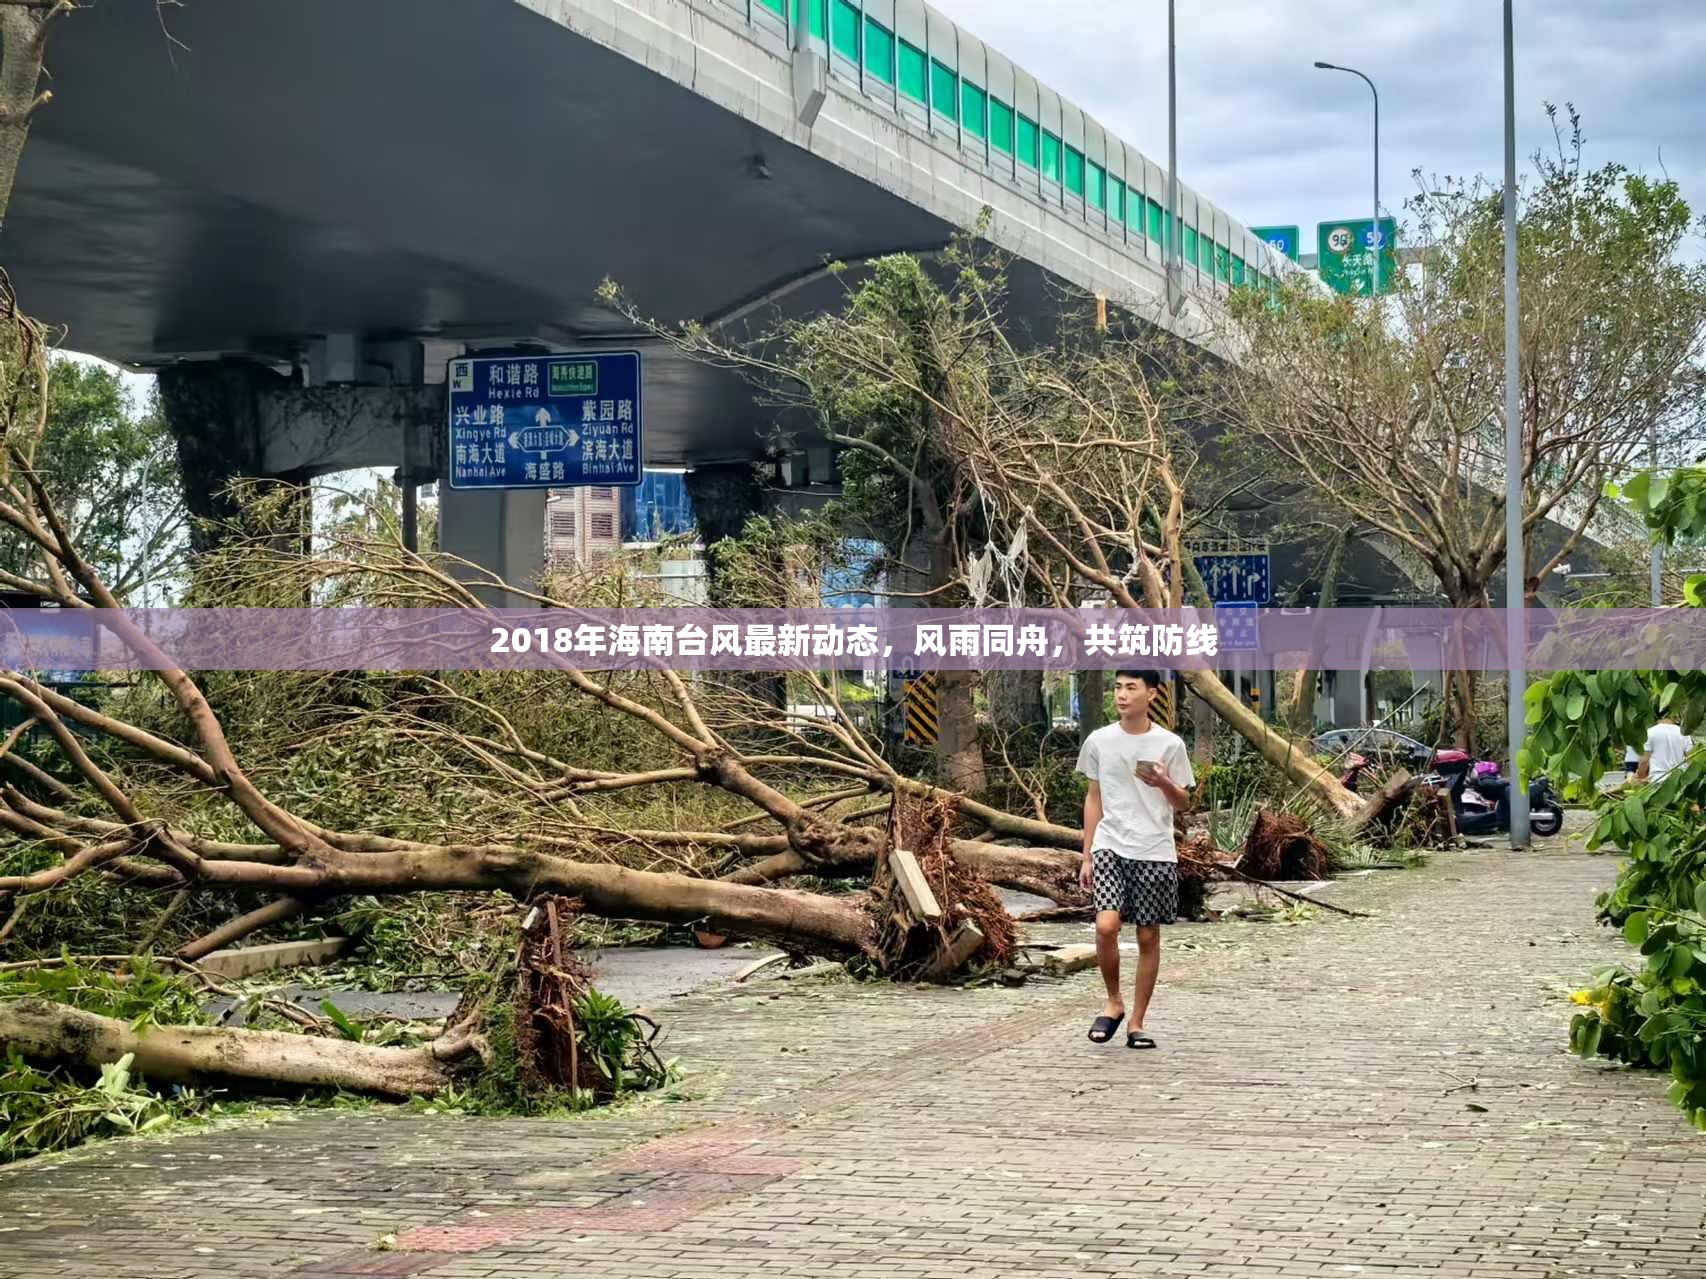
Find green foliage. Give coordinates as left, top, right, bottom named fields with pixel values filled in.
left=788, top=251, right=983, bottom=558
left=706, top=507, right=854, bottom=608
left=0, top=1051, right=189, bottom=1163
left=1621, top=466, right=1706, bottom=556
left=319, top=1000, right=365, bottom=1043
left=3, top=357, right=186, bottom=603
left=977, top=724, right=1085, bottom=828
left=0, top=839, right=244, bottom=960
left=571, top=987, right=671, bottom=1098
left=1568, top=918, right=1706, bottom=1132
left=330, top=894, right=520, bottom=991
left=322, top=473, right=438, bottom=564
left=0, top=958, right=213, bottom=1163
left=105, top=662, right=733, bottom=855
left=1417, top=677, right=1504, bottom=756
left=1519, top=670, right=1667, bottom=797
left=1030, top=748, right=1092, bottom=829
left=0, top=955, right=205, bottom=1029
left=1195, top=749, right=1271, bottom=811
left=1205, top=781, right=1261, bottom=853
left=1529, top=465, right=1706, bottom=1128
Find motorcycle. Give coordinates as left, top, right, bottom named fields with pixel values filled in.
left=1425, top=749, right=1564, bottom=838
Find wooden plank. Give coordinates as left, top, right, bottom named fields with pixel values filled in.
left=887, top=848, right=942, bottom=923
left=733, top=952, right=789, bottom=982
left=1041, top=943, right=1098, bottom=976
left=197, top=937, right=349, bottom=980
left=923, top=922, right=986, bottom=981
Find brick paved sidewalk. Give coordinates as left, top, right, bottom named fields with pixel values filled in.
left=3, top=843, right=1702, bottom=1278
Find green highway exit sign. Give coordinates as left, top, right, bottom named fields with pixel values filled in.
left=1317, top=217, right=1398, bottom=295
left=1251, top=225, right=1300, bottom=261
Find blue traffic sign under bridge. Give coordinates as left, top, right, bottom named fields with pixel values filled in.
left=1215, top=602, right=1261, bottom=652
left=1194, top=552, right=1271, bottom=605
left=447, top=351, right=643, bottom=490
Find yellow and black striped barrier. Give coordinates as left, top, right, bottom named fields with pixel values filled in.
left=903, top=671, right=940, bottom=746
left=1151, top=679, right=1175, bottom=730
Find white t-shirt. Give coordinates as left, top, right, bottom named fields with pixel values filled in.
left=1075, top=721, right=1195, bottom=862
left=1645, top=722, right=1693, bottom=784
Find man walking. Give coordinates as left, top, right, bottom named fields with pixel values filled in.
left=1077, top=669, right=1194, bottom=1049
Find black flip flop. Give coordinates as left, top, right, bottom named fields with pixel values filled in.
left=1125, top=1030, right=1157, bottom=1050
left=1087, top=1013, right=1125, bottom=1044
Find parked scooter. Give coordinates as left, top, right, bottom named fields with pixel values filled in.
left=1425, top=749, right=1563, bottom=837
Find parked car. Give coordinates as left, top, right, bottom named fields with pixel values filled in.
left=1312, top=726, right=1435, bottom=771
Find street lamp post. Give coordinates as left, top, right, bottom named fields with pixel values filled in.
left=1651, top=423, right=1664, bottom=605
left=1313, top=60, right=1380, bottom=295
left=1166, top=0, right=1184, bottom=315
left=1502, top=0, right=1530, bottom=848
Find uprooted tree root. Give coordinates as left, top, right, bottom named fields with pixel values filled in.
left=1176, top=834, right=1222, bottom=920
left=506, top=895, right=667, bottom=1101
left=509, top=895, right=600, bottom=1095
left=873, top=795, right=1018, bottom=981
left=1240, top=811, right=1333, bottom=881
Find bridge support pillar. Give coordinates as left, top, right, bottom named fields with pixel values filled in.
left=158, top=360, right=288, bottom=551
left=437, top=486, right=548, bottom=608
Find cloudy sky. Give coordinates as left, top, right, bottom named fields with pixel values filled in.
left=930, top=0, right=1706, bottom=252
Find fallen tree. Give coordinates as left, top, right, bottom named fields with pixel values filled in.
left=0, top=423, right=1062, bottom=990
left=0, top=251, right=1409, bottom=1106
left=0, top=296, right=1041, bottom=1103
left=0, top=996, right=479, bottom=1099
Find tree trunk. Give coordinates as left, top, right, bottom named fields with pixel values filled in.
left=925, top=534, right=985, bottom=794
left=726, top=837, right=1081, bottom=904
left=684, top=461, right=784, bottom=708
left=1190, top=685, right=1216, bottom=765
left=985, top=669, right=1048, bottom=735
left=0, top=998, right=475, bottom=1099
left=1346, top=769, right=1417, bottom=837
left=1283, top=524, right=1350, bottom=730
left=1179, top=668, right=1362, bottom=823
left=936, top=668, right=986, bottom=794
left=299, top=846, right=882, bottom=961
left=1078, top=669, right=1106, bottom=743
left=0, top=6, right=56, bottom=233
left=1449, top=666, right=1478, bottom=753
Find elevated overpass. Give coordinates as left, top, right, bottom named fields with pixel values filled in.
left=11, top=0, right=1294, bottom=584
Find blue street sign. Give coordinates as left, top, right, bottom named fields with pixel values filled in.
left=1250, top=225, right=1300, bottom=262
left=447, top=352, right=642, bottom=490
left=1193, top=552, right=1272, bottom=605
left=1215, top=602, right=1261, bottom=652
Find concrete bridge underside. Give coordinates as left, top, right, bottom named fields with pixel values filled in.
left=10, top=0, right=1429, bottom=610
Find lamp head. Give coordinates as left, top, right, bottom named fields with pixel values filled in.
left=1313, top=60, right=1335, bottom=69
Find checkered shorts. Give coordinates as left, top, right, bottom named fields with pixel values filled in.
left=1091, top=851, right=1178, bottom=925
